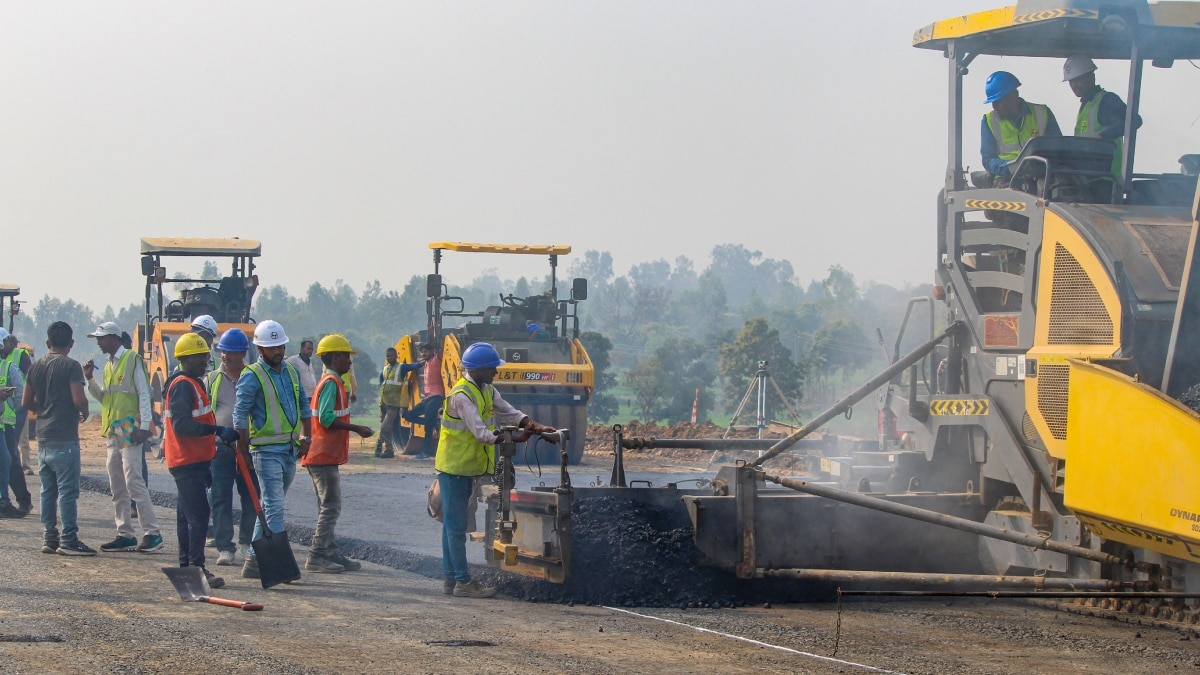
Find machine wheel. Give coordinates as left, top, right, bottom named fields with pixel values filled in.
left=567, top=404, right=586, bottom=465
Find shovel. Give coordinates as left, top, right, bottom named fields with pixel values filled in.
left=162, top=566, right=264, bottom=611
left=235, top=446, right=302, bottom=589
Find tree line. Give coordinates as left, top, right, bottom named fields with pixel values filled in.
left=12, top=244, right=931, bottom=421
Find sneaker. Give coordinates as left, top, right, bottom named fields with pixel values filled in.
left=330, top=552, right=361, bottom=571
left=205, top=537, right=217, bottom=549
left=238, top=544, right=251, bottom=560
left=216, top=549, right=236, bottom=566
left=304, top=555, right=344, bottom=574
left=202, top=567, right=226, bottom=590
left=443, top=578, right=456, bottom=595
left=41, top=542, right=59, bottom=554
left=379, top=450, right=395, bottom=459
left=57, top=540, right=97, bottom=556
left=453, top=579, right=496, bottom=599
left=242, top=557, right=260, bottom=579
left=137, top=534, right=164, bottom=553
left=0, top=503, right=23, bottom=518
left=16, top=502, right=32, bottom=517
left=100, top=536, right=139, bottom=552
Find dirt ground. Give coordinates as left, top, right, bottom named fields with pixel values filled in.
left=3, top=420, right=1200, bottom=673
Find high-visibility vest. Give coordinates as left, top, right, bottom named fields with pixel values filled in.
left=245, top=361, right=302, bottom=448
left=379, top=362, right=412, bottom=407
left=985, top=103, right=1051, bottom=162
left=101, top=350, right=145, bottom=435
left=3, top=347, right=28, bottom=374
left=435, top=377, right=495, bottom=477
left=1075, top=87, right=1123, bottom=179
left=304, top=373, right=350, bottom=467
left=163, top=375, right=217, bottom=469
left=0, top=362, right=15, bottom=427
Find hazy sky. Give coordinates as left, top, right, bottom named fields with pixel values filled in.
left=2, top=1, right=1198, bottom=312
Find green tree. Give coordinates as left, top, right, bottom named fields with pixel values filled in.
left=579, top=331, right=619, bottom=423
left=624, top=354, right=670, bottom=423
left=717, top=317, right=805, bottom=419
left=655, top=337, right=716, bottom=423
left=810, top=317, right=871, bottom=384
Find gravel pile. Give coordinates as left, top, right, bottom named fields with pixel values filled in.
left=1177, top=383, right=1200, bottom=413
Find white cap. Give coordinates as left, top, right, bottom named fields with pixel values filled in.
left=253, top=319, right=289, bottom=347
left=1063, top=56, right=1097, bottom=82
left=190, top=314, right=218, bottom=336
left=87, top=321, right=122, bottom=338
left=0, top=328, right=9, bottom=342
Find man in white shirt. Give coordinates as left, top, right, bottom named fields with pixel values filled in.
left=286, top=339, right=317, bottom=396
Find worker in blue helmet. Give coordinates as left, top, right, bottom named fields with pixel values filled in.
left=435, top=342, right=555, bottom=599
left=975, top=71, right=1062, bottom=187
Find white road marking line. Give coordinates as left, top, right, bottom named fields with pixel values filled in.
left=600, top=606, right=904, bottom=674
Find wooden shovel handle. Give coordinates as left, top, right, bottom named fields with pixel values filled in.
left=203, top=596, right=263, bottom=611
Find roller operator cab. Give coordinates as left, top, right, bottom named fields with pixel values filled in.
left=907, top=1, right=1200, bottom=586
left=135, top=237, right=261, bottom=413
left=0, top=283, right=21, bottom=332
left=399, top=242, right=593, bottom=465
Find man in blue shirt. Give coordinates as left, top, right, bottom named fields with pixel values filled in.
left=233, top=320, right=311, bottom=579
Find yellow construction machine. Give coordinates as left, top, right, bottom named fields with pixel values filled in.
left=395, top=242, right=593, bottom=464
left=0, top=283, right=21, bottom=332
left=483, top=2, right=1200, bottom=602
left=135, top=238, right=261, bottom=413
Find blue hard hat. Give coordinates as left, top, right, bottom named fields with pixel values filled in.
left=461, top=342, right=505, bottom=370
left=215, top=328, right=250, bottom=353
left=984, top=71, right=1021, bottom=104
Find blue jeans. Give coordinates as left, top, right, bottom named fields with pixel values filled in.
left=39, top=441, right=82, bottom=545
left=439, top=472, right=475, bottom=583
left=0, top=426, right=10, bottom=507
left=210, top=443, right=258, bottom=552
left=249, top=450, right=295, bottom=558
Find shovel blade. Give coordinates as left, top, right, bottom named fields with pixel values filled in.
left=252, top=529, right=301, bottom=589
left=162, top=566, right=210, bottom=602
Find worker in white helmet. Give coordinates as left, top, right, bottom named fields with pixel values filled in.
left=233, top=319, right=312, bottom=579
left=1062, top=56, right=1141, bottom=185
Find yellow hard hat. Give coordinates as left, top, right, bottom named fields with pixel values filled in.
left=174, top=332, right=211, bottom=358
left=316, top=333, right=356, bottom=355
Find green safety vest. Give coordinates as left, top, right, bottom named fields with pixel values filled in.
left=435, top=377, right=495, bottom=477
left=986, top=103, right=1051, bottom=162
left=246, top=361, right=302, bottom=448
left=379, top=362, right=412, bottom=407
left=205, top=369, right=236, bottom=414
left=4, top=347, right=28, bottom=373
left=1075, top=87, right=1123, bottom=179
left=0, top=362, right=15, bottom=427
left=101, top=350, right=145, bottom=435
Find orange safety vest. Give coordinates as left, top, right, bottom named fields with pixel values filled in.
left=163, top=375, right=217, bottom=469
left=303, top=373, right=350, bottom=467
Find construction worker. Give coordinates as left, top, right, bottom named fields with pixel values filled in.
left=1, top=329, right=34, bottom=476
left=976, top=71, right=1062, bottom=187
left=376, top=347, right=419, bottom=458
left=84, top=322, right=163, bottom=554
left=190, top=315, right=218, bottom=347
left=164, top=333, right=237, bottom=590
left=22, top=322, right=94, bottom=555
left=1063, top=56, right=1141, bottom=184
left=286, top=339, right=318, bottom=397
left=0, top=346, right=24, bottom=518
left=404, top=343, right=444, bottom=457
left=0, top=329, right=31, bottom=514
left=303, top=334, right=374, bottom=573
left=206, top=329, right=259, bottom=567
left=234, top=319, right=311, bottom=580
left=436, top=342, right=556, bottom=598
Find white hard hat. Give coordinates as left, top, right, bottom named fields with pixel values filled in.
left=253, top=319, right=289, bottom=348
left=0, top=328, right=8, bottom=342
left=190, top=314, right=218, bottom=337
left=1063, top=56, right=1097, bottom=82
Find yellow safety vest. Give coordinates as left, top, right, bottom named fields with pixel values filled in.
left=435, top=378, right=495, bottom=477
left=379, top=362, right=412, bottom=407
left=986, top=103, right=1051, bottom=162
left=101, top=350, right=145, bottom=435
left=246, top=361, right=302, bottom=448
left=1075, top=87, right=1122, bottom=179
left=0, top=362, right=15, bottom=426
